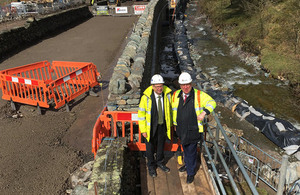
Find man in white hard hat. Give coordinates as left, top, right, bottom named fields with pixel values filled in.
left=172, top=72, right=216, bottom=183
left=138, top=74, right=173, bottom=177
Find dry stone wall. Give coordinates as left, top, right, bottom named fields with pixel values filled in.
left=107, top=0, right=166, bottom=111
left=0, top=5, right=92, bottom=58
left=87, top=137, right=138, bottom=195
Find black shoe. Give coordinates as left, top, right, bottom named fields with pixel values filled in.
left=179, top=165, right=186, bottom=172
left=148, top=168, right=157, bottom=178
left=157, top=164, right=170, bottom=173
left=187, top=175, right=194, bottom=184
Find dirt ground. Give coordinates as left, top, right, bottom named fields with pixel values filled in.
left=0, top=15, right=138, bottom=194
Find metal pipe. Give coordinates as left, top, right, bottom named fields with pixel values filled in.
left=196, top=82, right=258, bottom=194
left=277, top=155, right=289, bottom=195
left=240, top=137, right=281, bottom=164
left=214, top=124, right=219, bottom=164
left=206, top=127, right=241, bottom=195
left=203, top=141, right=227, bottom=195
left=213, top=113, right=259, bottom=195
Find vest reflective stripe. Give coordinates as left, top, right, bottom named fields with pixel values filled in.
left=172, top=89, right=206, bottom=133
left=195, top=107, right=203, bottom=112
left=206, top=104, right=215, bottom=110
left=139, top=107, right=146, bottom=112
left=167, top=94, right=171, bottom=103
left=138, top=85, right=172, bottom=142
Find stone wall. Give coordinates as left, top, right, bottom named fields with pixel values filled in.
left=88, top=137, right=138, bottom=195
left=107, top=0, right=167, bottom=111
left=0, top=5, right=92, bottom=58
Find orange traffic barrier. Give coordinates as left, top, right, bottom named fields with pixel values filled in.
left=92, top=107, right=181, bottom=158
left=0, top=61, right=100, bottom=110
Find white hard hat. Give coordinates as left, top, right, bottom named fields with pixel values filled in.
left=178, top=72, right=192, bottom=84
left=151, top=74, right=164, bottom=84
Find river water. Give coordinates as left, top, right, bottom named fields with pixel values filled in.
left=182, top=2, right=300, bottom=129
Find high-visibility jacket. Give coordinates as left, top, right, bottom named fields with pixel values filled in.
left=172, top=88, right=216, bottom=133
left=138, top=85, right=172, bottom=142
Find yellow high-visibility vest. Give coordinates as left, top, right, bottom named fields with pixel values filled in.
left=138, top=85, right=173, bottom=142
left=172, top=88, right=216, bottom=133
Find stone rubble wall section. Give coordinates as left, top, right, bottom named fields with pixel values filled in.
left=87, top=137, right=137, bottom=195
left=0, top=5, right=92, bottom=58
left=108, top=0, right=165, bottom=112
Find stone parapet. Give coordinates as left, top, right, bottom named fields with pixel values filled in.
left=107, top=0, right=166, bottom=111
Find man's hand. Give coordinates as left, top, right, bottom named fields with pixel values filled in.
left=197, top=112, right=206, bottom=121
left=142, top=133, right=147, bottom=138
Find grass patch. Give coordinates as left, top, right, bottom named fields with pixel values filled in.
left=261, top=48, right=300, bottom=83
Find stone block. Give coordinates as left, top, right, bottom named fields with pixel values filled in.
left=117, top=99, right=127, bottom=105
left=115, top=64, right=131, bottom=78
left=117, top=58, right=129, bottom=67
left=107, top=104, right=118, bottom=111
left=129, top=34, right=141, bottom=44
left=121, top=95, right=130, bottom=100
left=109, top=74, right=126, bottom=94
left=126, top=99, right=140, bottom=105
left=123, top=45, right=137, bottom=59
left=133, top=55, right=146, bottom=64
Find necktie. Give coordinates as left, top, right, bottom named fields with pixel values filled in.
left=158, top=96, right=163, bottom=124
left=184, top=94, right=187, bottom=103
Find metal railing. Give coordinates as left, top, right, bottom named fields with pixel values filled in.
left=235, top=151, right=260, bottom=187
left=237, top=136, right=282, bottom=192
left=203, top=111, right=259, bottom=195
left=195, top=82, right=296, bottom=194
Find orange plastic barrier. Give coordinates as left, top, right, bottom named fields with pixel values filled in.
left=92, top=107, right=181, bottom=158
left=0, top=61, right=100, bottom=109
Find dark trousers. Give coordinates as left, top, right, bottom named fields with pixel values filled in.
left=145, top=124, right=166, bottom=169
left=182, top=142, right=198, bottom=176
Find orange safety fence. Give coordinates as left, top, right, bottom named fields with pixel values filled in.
left=0, top=60, right=100, bottom=109
left=92, top=107, right=181, bottom=158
